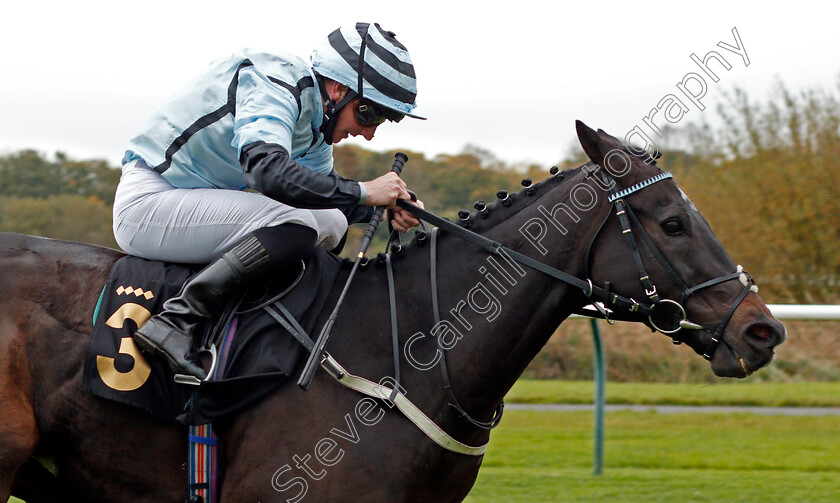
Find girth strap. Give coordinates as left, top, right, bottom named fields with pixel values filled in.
left=187, top=423, right=218, bottom=503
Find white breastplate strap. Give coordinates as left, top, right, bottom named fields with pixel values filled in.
left=322, top=355, right=487, bottom=456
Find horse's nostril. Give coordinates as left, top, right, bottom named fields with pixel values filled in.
left=750, top=324, right=772, bottom=340
left=744, top=320, right=786, bottom=348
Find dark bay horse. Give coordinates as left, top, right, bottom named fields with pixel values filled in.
left=1, top=122, right=785, bottom=502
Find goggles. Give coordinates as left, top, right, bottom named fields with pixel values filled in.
left=354, top=99, right=404, bottom=127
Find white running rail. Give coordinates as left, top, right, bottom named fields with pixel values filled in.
left=767, top=304, right=840, bottom=320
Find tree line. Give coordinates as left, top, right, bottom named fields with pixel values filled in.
left=1, top=80, right=837, bottom=304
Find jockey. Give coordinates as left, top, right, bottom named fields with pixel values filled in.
left=113, top=22, right=425, bottom=380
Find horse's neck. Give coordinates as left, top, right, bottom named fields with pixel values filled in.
left=405, top=174, right=601, bottom=423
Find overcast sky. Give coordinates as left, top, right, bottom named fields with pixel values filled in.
left=2, top=0, right=838, bottom=169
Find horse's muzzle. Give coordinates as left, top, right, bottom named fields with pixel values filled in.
left=739, top=317, right=787, bottom=369
left=712, top=315, right=786, bottom=377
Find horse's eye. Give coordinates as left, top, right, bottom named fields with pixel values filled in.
left=661, top=218, right=685, bottom=236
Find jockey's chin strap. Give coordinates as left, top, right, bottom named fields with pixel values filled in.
left=317, top=74, right=357, bottom=145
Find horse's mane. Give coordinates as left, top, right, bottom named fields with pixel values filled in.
left=456, top=164, right=585, bottom=235
left=442, top=146, right=661, bottom=238
left=336, top=163, right=588, bottom=268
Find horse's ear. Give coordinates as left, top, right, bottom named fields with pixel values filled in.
left=576, top=120, right=607, bottom=165
left=597, top=128, right=623, bottom=144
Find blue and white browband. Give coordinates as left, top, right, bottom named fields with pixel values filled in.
left=608, top=172, right=674, bottom=202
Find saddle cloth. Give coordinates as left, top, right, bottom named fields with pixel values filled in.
left=82, top=248, right=344, bottom=425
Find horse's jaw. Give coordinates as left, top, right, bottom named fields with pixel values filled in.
left=709, top=341, right=755, bottom=378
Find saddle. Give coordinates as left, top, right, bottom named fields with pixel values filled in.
left=82, top=248, right=344, bottom=425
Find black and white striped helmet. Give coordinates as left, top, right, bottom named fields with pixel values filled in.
left=312, top=22, right=424, bottom=119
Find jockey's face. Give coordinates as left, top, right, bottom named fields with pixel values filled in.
left=331, top=98, right=379, bottom=144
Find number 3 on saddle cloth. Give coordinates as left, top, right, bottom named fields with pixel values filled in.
left=82, top=247, right=344, bottom=425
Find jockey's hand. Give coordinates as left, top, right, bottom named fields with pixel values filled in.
left=362, top=172, right=410, bottom=208
left=388, top=199, right=425, bottom=233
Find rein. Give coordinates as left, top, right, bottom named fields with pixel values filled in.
left=394, top=199, right=656, bottom=318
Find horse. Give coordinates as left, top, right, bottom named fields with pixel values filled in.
left=0, top=122, right=785, bottom=502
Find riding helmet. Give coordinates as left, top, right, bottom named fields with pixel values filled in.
left=312, top=22, right=424, bottom=141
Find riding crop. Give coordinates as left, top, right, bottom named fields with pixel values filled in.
left=297, top=152, right=408, bottom=390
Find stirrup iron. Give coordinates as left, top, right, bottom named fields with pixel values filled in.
left=173, top=345, right=218, bottom=386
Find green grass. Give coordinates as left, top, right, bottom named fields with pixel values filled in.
left=465, top=410, right=840, bottom=502
left=506, top=379, right=840, bottom=407
left=9, top=382, right=839, bottom=502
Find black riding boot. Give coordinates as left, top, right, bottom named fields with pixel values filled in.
left=133, top=234, right=269, bottom=379
left=133, top=224, right=317, bottom=379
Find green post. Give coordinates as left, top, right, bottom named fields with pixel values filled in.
left=590, top=317, right=605, bottom=475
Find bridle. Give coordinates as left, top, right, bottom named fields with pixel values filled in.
left=582, top=168, right=757, bottom=360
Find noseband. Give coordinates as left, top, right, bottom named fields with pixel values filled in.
left=583, top=169, right=757, bottom=360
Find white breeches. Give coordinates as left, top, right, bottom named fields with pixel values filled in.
left=113, top=160, right=348, bottom=264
